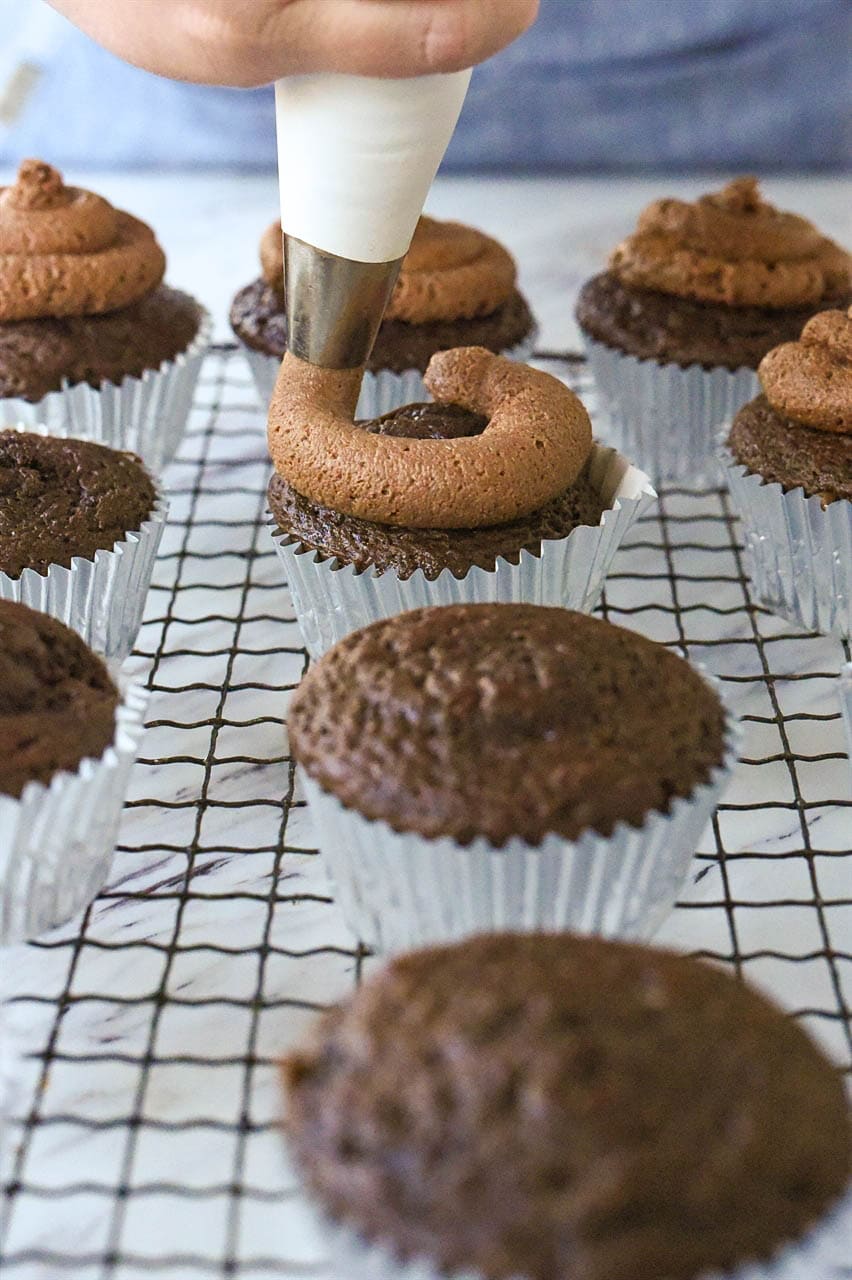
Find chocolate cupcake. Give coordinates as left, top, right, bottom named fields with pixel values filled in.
left=230, top=214, right=537, bottom=412
left=0, top=427, right=167, bottom=658
left=284, top=932, right=852, bottom=1280
left=288, top=604, right=738, bottom=951
left=0, top=600, right=146, bottom=944
left=0, top=160, right=211, bottom=468
left=576, top=178, right=851, bottom=483
left=268, top=347, right=654, bottom=657
left=722, top=307, right=852, bottom=636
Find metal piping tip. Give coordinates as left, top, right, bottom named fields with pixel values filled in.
left=284, top=234, right=403, bottom=369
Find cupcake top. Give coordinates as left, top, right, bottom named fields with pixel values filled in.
left=0, top=430, right=157, bottom=578
left=0, top=159, right=166, bottom=322
left=609, top=177, right=850, bottom=310
left=288, top=603, right=727, bottom=844
left=728, top=308, right=852, bottom=502
left=0, top=599, right=118, bottom=798
left=268, top=347, right=592, bottom=530
left=260, top=214, right=517, bottom=323
left=284, top=931, right=851, bottom=1280
left=759, top=306, right=852, bottom=434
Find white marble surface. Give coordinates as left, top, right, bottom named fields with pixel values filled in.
left=0, top=173, right=851, bottom=1279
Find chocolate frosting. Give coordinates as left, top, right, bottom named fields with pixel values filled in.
left=609, top=178, right=850, bottom=310
left=259, top=214, right=516, bottom=323
left=759, top=307, right=852, bottom=434
left=267, top=348, right=592, bottom=529
left=0, top=160, right=166, bottom=321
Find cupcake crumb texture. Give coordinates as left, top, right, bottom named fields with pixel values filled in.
left=288, top=603, right=727, bottom=844
left=284, top=932, right=851, bottom=1280
left=0, top=599, right=118, bottom=798
left=0, top=429, right=156, bottom=577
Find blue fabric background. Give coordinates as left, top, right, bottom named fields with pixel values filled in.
left=2, top=0, right=850, bottom=171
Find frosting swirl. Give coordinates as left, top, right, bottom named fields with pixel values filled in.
left=259, top=214, right=517, bottom=322
left=0, top=160, right=166, bottom=321
left=609, top=178, right=850, bottom=309
left=759, top=307, right=852, bottom=434
left=267, top=347, right=591, bottom=529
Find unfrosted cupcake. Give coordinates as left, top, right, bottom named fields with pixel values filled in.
left=722, top=306, right=851, bottom=636
left=283, top=932, right=851, bottom=1280
left=0, top=600, right=146, bottom=944
left=0, top=427, right=166, bottom=658
left=230, top=213, right=537, bottom=412
left=576, top=177, right=851, bottom=482
left=288, top=603, right=737, bottom=951
left=267, top=347, right=654, bottom=656
left=0, top=160, right=210, bottom=468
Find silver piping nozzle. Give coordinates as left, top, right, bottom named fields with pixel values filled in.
left=284, top=234, right=403, bottom=369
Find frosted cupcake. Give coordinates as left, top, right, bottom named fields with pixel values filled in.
left=0, top=427, right=166, bottom=659
left=576, top=178, right=851, bottom=483
left=230, top=214, right=537, bottom=412
left=288, top=603, right=737, bottom=951
left=722, top=307, right=851, bottom=636
left=0, top=600, right=146, bottom=944
left=283, top=932, right=852, bottom=1280
left=0, top=160, right=210, bottom=468
left=267, top=347, right=654, bottom=657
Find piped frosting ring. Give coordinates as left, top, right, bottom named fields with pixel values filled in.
left=759, top=307, right=852, bottom=434
left=609, top=177, right=851, bottom=309
left=0, top=159, right=166, bottom=321
left=267, top=346, right=592, bottom=529
left=258, top=214, right=517, bottom=324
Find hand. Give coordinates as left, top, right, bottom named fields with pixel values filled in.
left=47, top=0, right=539, bottom=86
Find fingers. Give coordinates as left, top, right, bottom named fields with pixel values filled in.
left=46, top=0, right=539, bottom=86
left=279, top=0, right=541, bottom=79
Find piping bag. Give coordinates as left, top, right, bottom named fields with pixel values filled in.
left=274, top=69, right=471, bottom=369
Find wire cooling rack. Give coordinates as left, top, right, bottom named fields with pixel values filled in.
left=1, top=344, right=850, bottom=1280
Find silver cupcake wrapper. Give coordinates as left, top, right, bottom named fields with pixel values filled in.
left=0, top=677, right=147, bottom=946
left=583, top=335, right=759, bottom=485
left=242, top=330, right=538, bottom=416
left=0, top=1002, right=18, bottom=1198
left=719, top=439, right=852, bottom=638
left=841, top=665, right=852, bottom=782
left=300, top=671, right=739, bottom=954
left=270, top=441, right=656, bottom=659
left=0, top=306, right=212, bottom=471
left=0, top=426, right=167, bottom=660
left=318, top=1181, right=852, bottom=1280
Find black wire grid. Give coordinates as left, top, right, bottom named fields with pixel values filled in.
left=0, top=345, right=850, bottom=1280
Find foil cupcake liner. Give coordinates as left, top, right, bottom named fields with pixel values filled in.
left=841, top=666, right=852, bottom=785
left=719, top=440, right=852, bottom=637
left=0, top=1002, right=17, bottom=1199
left=0, top=306, right=212, bottom=471
left=318, top=1182, right=852, bottom=1280
left=242, top=330, right=538, bottom=416
left=0, top=427, right=167, bottom=660
left=0, top=677, right=147, bottom=947
left=583, top=335, right=759, bottom=485
left=300, top=671, right=739, bottom=954
left=270, top=441, right=656, bottom=659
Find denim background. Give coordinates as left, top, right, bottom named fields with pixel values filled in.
left=1, top=0, right=850, bottom=171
